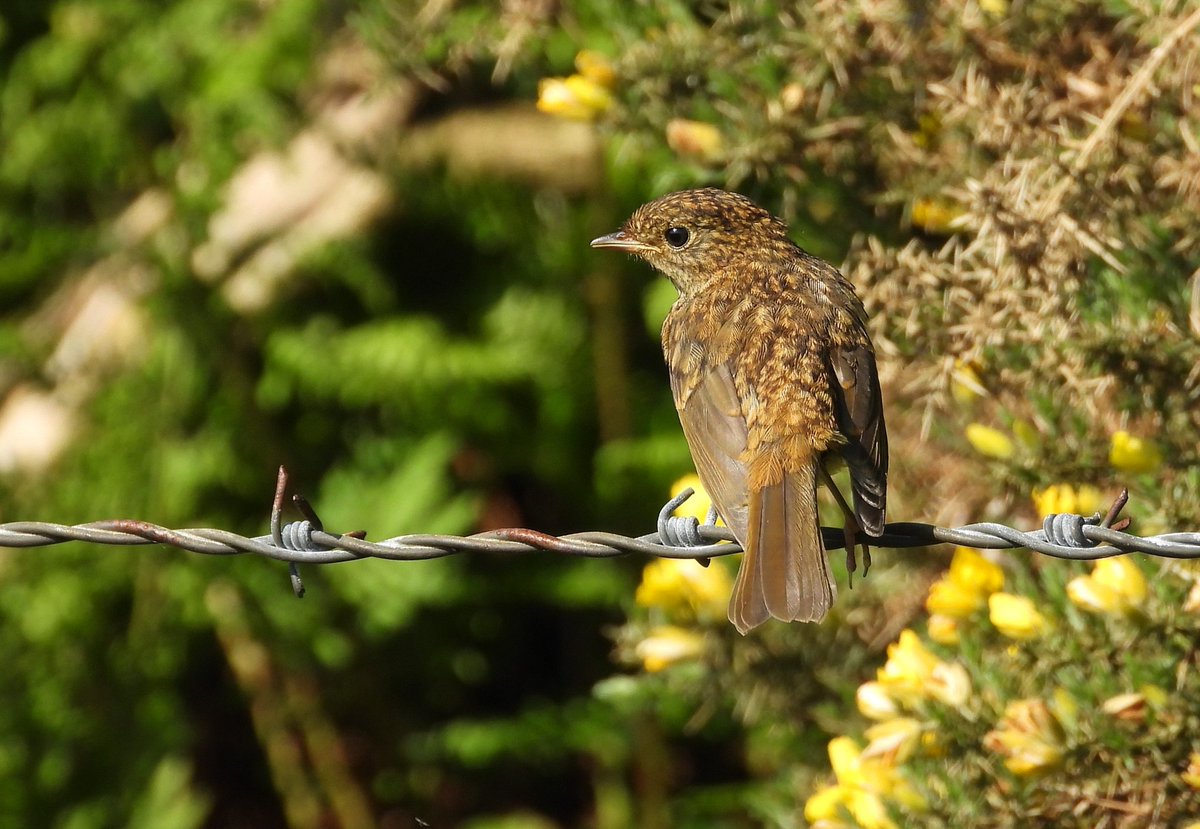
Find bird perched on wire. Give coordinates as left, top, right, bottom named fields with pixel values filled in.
left=591, top=188, right=887, bottom=633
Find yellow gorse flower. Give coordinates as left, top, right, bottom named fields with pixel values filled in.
left=856, top=681, right=901, bottom=721
left=635, top=557, right=731, bottom=621
left=983, top=698, right=1065, bottom=776
left=1032, top=484, right=1104, bottom=518
left=925, top=661, right=973, bottom=709
left=860, top=635, right=973, bottom=738
left=803, top=736, right=926, bottom=829
left=802, top=783, right=850, bottom=825
left=862, top=717, right=924, bottom=764
left=924, top=547, right=1004, bottom=621
left=670, top=473, right=718, bottom=524
left=1066, top=556, right=1146, bottom=616
left=926, top=613, right=961, bottom=645
left=536, top=51, right=616, bottom=121
left=635, top=625, right=704, bottom=672
left=665, top=119, right=724, bottom=162
left=949, top=547, right=1005, bottom=594
left=912, top=197, right=966, bottom=234
left=979, top=0, right=1008, bottom=18
left=925, top=578, right=985, bottom=617
left=573, top=50, right=615, bottom=87
left=988, top=593, right=1048, bottom=640
left=965, top=423, right=1014, bottom=459
left=634, top=476, right=731, bottom=620
left=537, top=75, right=612, bottom=120
left=1066, top=575, right=1120, bottom=614
left=1108, top=430, right=1162, bottom=474
left=1092, top=557, right=1147, bottom=604
left=949, top=358, right=987, bottom=404
left=876, top=629, right=939, bottom=703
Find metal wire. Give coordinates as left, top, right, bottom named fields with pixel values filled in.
left=1, top=470, right=1197, bottom=596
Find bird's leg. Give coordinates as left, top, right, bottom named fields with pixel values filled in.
left=819, top=467, right=871, bottom=585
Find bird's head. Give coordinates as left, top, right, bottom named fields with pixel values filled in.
left=590, top=188, right=790, bottom=295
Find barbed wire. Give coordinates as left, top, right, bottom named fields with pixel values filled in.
left=1, top=468, right=1198, bottom=597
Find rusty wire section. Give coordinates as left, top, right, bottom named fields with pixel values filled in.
left=2, top=468, right=1198, bottom=597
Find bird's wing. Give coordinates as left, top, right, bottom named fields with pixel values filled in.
left=670, top=360, right=751, bottom=544
left=672, top=356, right=835, bottom=632
left=826, top=341, right=888, bottom=536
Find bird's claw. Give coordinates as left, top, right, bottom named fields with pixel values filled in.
left=844, top=523, right=857, bottom=587
left=843, top=522, right=872, bottom=588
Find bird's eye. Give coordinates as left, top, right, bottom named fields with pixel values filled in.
left=664, top=226, right=690, bottom=249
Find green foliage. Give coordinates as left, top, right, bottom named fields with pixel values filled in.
left=0, top=0, right=322, bottom=302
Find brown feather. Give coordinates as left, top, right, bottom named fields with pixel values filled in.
left=672, top=362, right=751, bottom=542
left=731, top=460, right=835, bottom=633
left=828, top=343, right=888, bottom=535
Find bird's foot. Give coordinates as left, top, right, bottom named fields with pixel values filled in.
left=844, top=523, right=858, bottom=588
left=843, top=522, right=872, bottom=587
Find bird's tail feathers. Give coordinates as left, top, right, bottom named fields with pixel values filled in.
left=728, top=460, right=835, bottom=634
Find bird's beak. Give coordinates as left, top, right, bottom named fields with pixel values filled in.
left=590, top=231, right=654, bottom=253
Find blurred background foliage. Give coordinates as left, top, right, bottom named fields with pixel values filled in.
left=1, top=0, right=1198, bottom=827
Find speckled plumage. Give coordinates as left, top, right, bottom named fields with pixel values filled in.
left=592, top=188, right=888, bottom=633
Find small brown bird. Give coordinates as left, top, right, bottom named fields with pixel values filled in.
left=591, top=188, right=887, bottom=633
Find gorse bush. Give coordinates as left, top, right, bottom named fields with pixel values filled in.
left=531, top=1, right=1200, bottom=826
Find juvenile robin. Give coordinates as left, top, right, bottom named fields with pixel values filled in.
left=591, top=188, right=887, bottom=633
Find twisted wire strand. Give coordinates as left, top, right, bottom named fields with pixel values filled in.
left=2, top=487, right=1198, bottom=567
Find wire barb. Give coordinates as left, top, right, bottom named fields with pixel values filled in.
left=271, top=466, right=305, bottom=598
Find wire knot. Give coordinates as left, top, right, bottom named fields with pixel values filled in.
left=1042, top=513, right=1099, bottom=548
left=656, top=488, right=719, bottom=548
left=280, top=520, right=325, bottom=552
left=660, top=514, right=703, bottom=547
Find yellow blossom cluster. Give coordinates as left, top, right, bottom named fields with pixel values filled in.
left=808, top=631, right=971, bottom=827
left=924, top=547, right=1004, bottom=644
left=964, top=423, right=1014, bottom=459
left=924, top=547, right=1053, bottom=642
left=987, top=593, right=1049, bottom=640
left=635, top=557, right=731, bottom=622
left=668, top=473, right=718, bottom=524
left=633, top=475, right=731, bottom=630
left=962, top=418, right=1040, bottom=459
left=873, top=630, right=973, bottom=710
left=634, top=626, right=705, bottom=673
left=803, top=736, right=927, bottom=829
left=1108, top=430, right=1162, bottom=474
left=631, top=476, right=731, bottom=671
left=982, top=698, right=1066, bottom=776
left=1031, top=484, right=1104, bottom=518
left=911, top=197, right=966, bottom=235
left=963, top=421, right=1164, bottom=479
left=536, top=50, right=615, bottom=120
left=1066, top=557, right=1147, bottom=616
